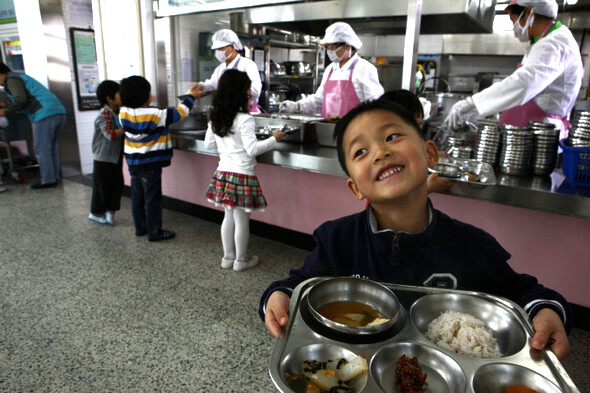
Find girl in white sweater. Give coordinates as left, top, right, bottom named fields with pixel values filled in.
left=204, top=70, right=285, bottom=271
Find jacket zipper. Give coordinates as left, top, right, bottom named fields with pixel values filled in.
left=392, top=233, right=400, bottom=249
left=391, top=233, right=400, bottom=266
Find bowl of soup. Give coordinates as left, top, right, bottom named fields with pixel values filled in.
left=306, top=277, right=401, bottom=335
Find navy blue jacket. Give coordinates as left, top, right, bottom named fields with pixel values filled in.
left=259, top=204, right=572, bottom=331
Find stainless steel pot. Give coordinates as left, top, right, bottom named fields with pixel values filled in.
left=270, top=61, right=286, bottom=76
left=267, top=91, right=286, bottom=113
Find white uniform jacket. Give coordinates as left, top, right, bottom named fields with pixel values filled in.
left=472, top=24, right=583, bottom=127
left=297, top=53, right=384, bottom=115
left=201, top=54, right=262, bottom=106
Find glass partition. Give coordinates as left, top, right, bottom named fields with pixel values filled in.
left=156, top=0, right=301, bottom=17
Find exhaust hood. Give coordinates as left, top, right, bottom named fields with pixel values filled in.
left=245, top=0, right=497, bottom=36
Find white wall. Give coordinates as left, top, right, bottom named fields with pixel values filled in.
left=61, top=0, right=96, bottom=175
left=14, top=0, right=48, bottom=86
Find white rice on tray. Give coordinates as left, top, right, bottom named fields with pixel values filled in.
left=425, top=310, right=503, bottom=359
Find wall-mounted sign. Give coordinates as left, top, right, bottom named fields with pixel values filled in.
left=3, top=39, right=20, bottom=55
left=70, top=28, right=101, bottom=111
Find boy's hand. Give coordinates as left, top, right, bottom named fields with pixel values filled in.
left=265, top=291, right=290, bottom=338
left=115, top=128, right=125, bottom=138
left=188, top=83, right=205, bottom=99
left=531, top=308, right=569, bottom=360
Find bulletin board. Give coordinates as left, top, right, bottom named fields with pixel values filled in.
left=70, top=28, right=101, bottom=111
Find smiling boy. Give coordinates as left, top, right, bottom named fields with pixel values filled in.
left=260, top=99, right=572, bottom=360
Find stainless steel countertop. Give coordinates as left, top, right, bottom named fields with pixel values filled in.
left=171, top=130, right=590, bottom=220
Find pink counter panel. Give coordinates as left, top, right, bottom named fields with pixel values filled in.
left=123, top=149, right=590, bottom=308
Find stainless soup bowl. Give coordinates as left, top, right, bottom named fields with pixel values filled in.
left=371, top=342, right=466, bottom=393
left=410, top=293, right=527, bottom=357
left=306, top=277, right=401, bottom=335
left=472, top=363, right=562, bottom=393
left=279, top=343, right=368, bottom=393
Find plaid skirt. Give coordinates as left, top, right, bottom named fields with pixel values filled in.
left=205, top=170, right=267, bottom=212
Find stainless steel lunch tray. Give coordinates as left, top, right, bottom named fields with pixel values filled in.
left=435, top=156, right=497, bottom=186
left=268, top=278, right=580, bottom=393
left=253, top=114, right=317, bottom=143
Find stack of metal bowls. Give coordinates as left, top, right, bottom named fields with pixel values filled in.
left=474, top=121, right=501, bottom=166
left=529, top=121, right=560, bottom=175
left=499, top=125, right=532, bottom=175
left=447, top=135, right=472, bottom=159
left=567, top=111, right=590, bottom=147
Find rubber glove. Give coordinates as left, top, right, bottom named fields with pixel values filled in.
left=279, top=100, right=299, bottom=113
left=444, top=97, right=478, bottom=129
left=419, top=97, right=432, bottom=122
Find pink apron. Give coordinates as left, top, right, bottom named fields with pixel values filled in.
left=228, top=57, right=262, bottom=114
left=321, top=60, right=361, bottom=118
left=499, top=22, right=570, bottom=132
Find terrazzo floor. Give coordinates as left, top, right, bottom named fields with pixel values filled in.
left=0, top=177, right=588, bottom=393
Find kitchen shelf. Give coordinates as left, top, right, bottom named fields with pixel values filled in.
left=270, top=75, right=315, bottom=80
left=268, top=39, right=319, bottom=49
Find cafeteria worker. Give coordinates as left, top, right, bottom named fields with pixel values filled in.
left=445, top=0, right=583, bottom=142
left=280, top=22, right=384, bottom=118
left=193, top=29, right=263, bottom=113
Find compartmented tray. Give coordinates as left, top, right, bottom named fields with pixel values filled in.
left=268, top=278, right=579, bottom=393
left=433, top=156, right=497, bottom=186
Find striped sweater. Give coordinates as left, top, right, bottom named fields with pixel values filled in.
left=120, top=96, right=194, bottom=168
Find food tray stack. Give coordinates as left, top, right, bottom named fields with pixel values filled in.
left=268, top=278, right=580, bottom=393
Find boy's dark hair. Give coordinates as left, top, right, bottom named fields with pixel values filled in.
left=120, top=75, right=151, bottom=108
left=210, top=69, right=251, bottom=137
left=380, top=89, right=424, bottom=120
left=334, top=99, right=423, bottom=176
left=0, top=62, right=11, bottom=74
left=96, top=80, right=120, bottom=107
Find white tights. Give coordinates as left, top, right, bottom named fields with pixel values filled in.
left=221, top=207, right=251, bottom=261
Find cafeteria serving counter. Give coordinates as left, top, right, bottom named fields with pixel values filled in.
left=171, top=129, right=590, bottom=220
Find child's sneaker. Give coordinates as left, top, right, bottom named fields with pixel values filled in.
left=221, top=257, right=235, bottom=269
left=105, top=211, right=115, bottom=226
left=233, top=255, right=260, bottom=272
left=0, top=185, right=7, bottom=194
left=148, top=229, right=176, bottom=242
left=88, top=213, right=107, bottom=224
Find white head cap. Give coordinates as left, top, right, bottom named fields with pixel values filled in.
left=505, top=0, right=558, bottom=19
left=322, top=22, right=363, bottom=50
left=211, top=29, right=243, bottom=51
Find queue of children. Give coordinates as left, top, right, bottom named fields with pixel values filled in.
left=85, top=70, right=284, bottom=258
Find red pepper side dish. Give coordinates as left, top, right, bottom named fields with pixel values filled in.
left=394, top=354, right=428, bottom=393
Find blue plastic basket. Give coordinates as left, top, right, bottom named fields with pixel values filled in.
left=560, top=140, right=590, bottom=188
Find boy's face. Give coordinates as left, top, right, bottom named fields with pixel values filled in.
left=143, top=92, right=152, bottom=107
left=107, top=91, right=121, bottom=110
left=343, top=109, right=438, bottom=204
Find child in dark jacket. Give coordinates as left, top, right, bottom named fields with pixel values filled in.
left=89, top=80, right=124, bottom=225
left=260, top=99, right=572, bottom=361
left=119, top=76, right=199, bottom=241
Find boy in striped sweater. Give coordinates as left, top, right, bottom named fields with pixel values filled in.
left=119, top=76, right=199, bottom=242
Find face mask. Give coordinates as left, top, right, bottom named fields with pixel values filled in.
left=327, top=46, right=348, bottom=63
left=215, top=47, right=229, bottom=63
left=513, top=10, right=535, bottom=42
